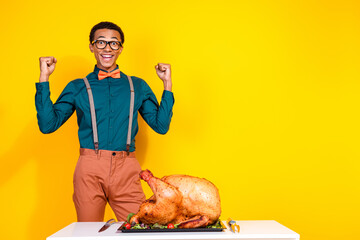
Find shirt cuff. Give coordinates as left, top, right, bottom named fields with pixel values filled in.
left=162, top=90, right=175, bottom=103
left=36, top=82, right=50, bottom=91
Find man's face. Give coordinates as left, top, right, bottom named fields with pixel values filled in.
left=89, top=29, right=123, bottom=71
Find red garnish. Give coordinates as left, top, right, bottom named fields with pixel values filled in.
left=125, top=223, right=131, bottom=229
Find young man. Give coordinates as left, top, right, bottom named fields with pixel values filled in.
left=35, top=22, right=174, bottom=222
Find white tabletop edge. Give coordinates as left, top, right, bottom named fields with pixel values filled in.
left=46, top=220, right=300, bottom=240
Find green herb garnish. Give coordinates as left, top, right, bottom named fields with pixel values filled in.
left=127, top=213, right=135, bottom=223
left=206, top=219, right=222, bottom=228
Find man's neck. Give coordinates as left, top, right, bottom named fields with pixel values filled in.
left=97, top=65, right=118, bottom=72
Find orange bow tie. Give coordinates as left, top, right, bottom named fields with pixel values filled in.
left=98, top=69, right=121, bottom=80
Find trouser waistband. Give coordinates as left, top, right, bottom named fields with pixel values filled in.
left=79, top=148, right=136, bottom=158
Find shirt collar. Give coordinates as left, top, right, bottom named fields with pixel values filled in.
left=87, top=65, right=126, bottom=80
left=93, top=65, right=119, bottom=74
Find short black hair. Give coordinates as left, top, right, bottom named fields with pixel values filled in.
left=89, top=21, right=124, bottom=44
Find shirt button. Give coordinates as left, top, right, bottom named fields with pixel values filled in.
left=112, top=152, right=116, bottom=156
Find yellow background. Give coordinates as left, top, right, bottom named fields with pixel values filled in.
left=1, top=0, right=359, bottom=239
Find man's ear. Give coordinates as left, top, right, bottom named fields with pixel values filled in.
left=89, top=43, right=94, bottom=53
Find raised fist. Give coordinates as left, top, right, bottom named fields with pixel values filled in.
left=39, top=56, right=57, bottom=82
left=155, top=63, right=172, bottom=91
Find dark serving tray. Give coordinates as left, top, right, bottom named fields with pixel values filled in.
left=119, top=227, right=224, bottom=233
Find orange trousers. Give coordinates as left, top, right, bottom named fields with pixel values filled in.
left=73, top=148, right=146, bottom=222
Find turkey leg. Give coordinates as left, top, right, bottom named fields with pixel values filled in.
left=135, top=170, right=183, bottom=225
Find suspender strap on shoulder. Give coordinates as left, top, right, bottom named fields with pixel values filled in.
left=127, top=75, right=135, bottom=155
left=83, top=77, right=99, bottom=154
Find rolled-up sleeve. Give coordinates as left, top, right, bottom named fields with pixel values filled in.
left=139, top=81, right=174, bottom=134
left=35, top=82, right=75, bottom=134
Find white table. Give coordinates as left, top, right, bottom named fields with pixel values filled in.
left=46, top=220, right=300, bottom=240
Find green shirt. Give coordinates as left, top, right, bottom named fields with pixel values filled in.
left=35, top=66, right=174, bottom=152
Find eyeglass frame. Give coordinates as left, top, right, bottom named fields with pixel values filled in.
left=91, top=39, right=123, bottom=50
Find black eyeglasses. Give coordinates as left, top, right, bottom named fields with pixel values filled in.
left=92, top=40, right=123, bottom=50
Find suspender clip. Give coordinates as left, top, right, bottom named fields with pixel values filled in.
left=94, top=142, right=99, bottom=154
left=126, top=144, right=130, bottom=156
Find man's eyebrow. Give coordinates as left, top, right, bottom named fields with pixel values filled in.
left=96, top=36, right=119, bottom=40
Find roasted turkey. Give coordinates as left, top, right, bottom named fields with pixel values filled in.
left=130, top=169, right=221, bottom=228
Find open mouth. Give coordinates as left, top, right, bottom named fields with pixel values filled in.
left=101, top=54, right=114, bottom=62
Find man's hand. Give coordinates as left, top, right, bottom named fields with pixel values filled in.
left=39, top=56, right=57, bottom=82
left=155, top=63, right=172, bottom=91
